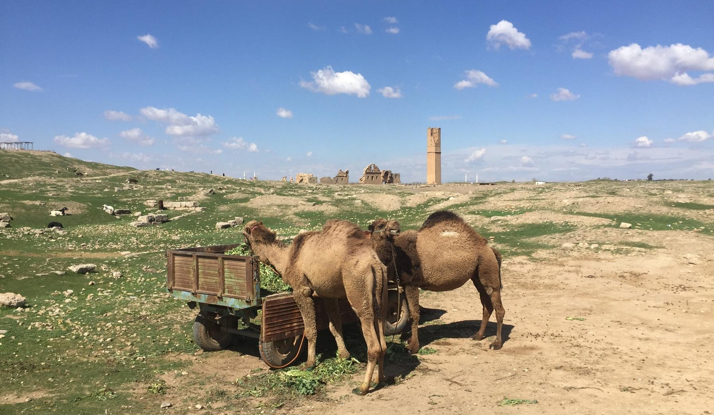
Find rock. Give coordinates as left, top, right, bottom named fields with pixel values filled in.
left=153, top=214, right=169, bottom=223
left=0, top=213, right=12, bottom=222
left=112, top=271, right=122, bottom=278
left=64, top=289, right=74, bottom=296
left=0, top=221, right=10, bottom=228
left=195, top=404, right=203, bottom=410
left=227, top=220, right=237, bottom=227
left=68, top=264, right=96, bottom=274
left=164, top=201, right=199, bottom=209
left=0, top=292, right=26, bottom=308
left=131, top=221, right=151, bottom=227
left=590, top=244, right=599, bottom=249
left=490, top=216, right=506, bottom=222
left=160, top=402, right=172, bottom=409
left=234, top=217, right=244, bottom=225
left=134, top=212, right=142, bottom=217
left=683, top=253, right=701, bottom=265
left=619, top=222, right=632, bottom=229
left=561, top=243, right=576, bottom=250
left=578, top=242, right=589, bottom=248
left=216, top=222, right=231, bottom=230
left=50, top=270, right=65, bottom=276
left=144, top=200, right=159, bottom=207
left=664, top=190, right=673, bottom=194
left=137, top=215, right=154, bottom=223
left=203, top=188, right=215, bottom=195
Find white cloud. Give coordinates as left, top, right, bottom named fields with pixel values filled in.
left=429, top=115, right=462, bottom=121
left=0, top=133, right=19, bottom=142
left=308, top=23, right=325, bottom=31
left=285, top=157, right=292, bottom=162
left=559, top=31, right=587, bottom=41
left=63, top=152, right=73, bottom=158
left=339, top=26, right=348, bottom=34
left=222, top=137, right=258, bottom=152
left=355, top=23, right=372, bottom=35
left=486, top=20, right=531, bottom=50
left=119, top=128, right=155, bottom=146
left=499, top=139, right=508, bottom=144
left=276, top=108, right=293, bottom=118
left=113, top=152, right=154, bottom=163
left=663, top=138, right=676, bottom=143
left=377, top=86, right=402, bottom=98
left=454, top=70, right=499, bottom=90
left=306, top=151, right=313, bottom=157
left=608, top=43, right=714, bottom=85
left=104, top=110, right=132, bottom=121
left=299, top=66, right=371, bottom=98
left=678, top=130, right=712, bottom=142
left=384, top=17, right=398, bottom=24
left=520, top=156, right=535, bottom=166
left=634, top=136, right=653, bottom=148
left=53, top=132, right=110, bottom=149
left=550, top=87, right=580, bottom=101
left=137, top=34, right=158, bottom=49
left=572, top=48, right=594, bottom=59
left=561, top=134, right=577, bottom=140
left=385, top=27, right=400, bottom=34
left=530, top=93, right=538, bottom=98
left=140, top=107, right=218, bottom=137
left=465, top=148, right=487, bottom=163
left=13, top=81, right=43, bottom=92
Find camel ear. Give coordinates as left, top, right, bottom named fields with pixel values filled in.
left=367, top=223, right=375, bottom=232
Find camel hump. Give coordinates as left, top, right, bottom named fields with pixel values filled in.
left=420, top=210, right=464, bottom=231
left=323, top=219, right=368, bottom=240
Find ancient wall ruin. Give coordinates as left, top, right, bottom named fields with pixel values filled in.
left=427, top=127, right=442, bottom=185
left=359, top=164, right=400, bottom=184
left=295, top=173, right=317, bottom=184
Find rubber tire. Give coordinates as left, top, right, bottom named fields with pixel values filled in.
left=384, top=290, right=410, bottom=336
left=259, top=335, right=303, bottom=368
left=193, top=313, right=234, bottom=351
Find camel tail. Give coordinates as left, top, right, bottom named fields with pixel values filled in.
left=491, top=247, right=503, bottom=290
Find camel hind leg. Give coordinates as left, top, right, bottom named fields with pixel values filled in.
left=324, top=298, right=350, bottom=359
left=292, top=288, right=318, bottom=367
left=472, top=249, right=505, bottom=349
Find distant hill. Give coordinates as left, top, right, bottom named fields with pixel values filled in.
left=0, top=150, right=135, bottom=180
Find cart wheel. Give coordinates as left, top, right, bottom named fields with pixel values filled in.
left=384, top=290, right=410, bottom=336
left=259, top=335, right=304, bottom=368
left=193, top=313, right=234, bottom=351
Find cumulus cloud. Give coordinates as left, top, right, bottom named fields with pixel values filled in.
left=104, top=110, right=132, bottom=121
left=308, top=22, right=325, bottom=31
left=550, top=87, right=580, bottom=101
left=486, top=20, right=531, bottom=50
left=678, top=130, right=712, bottom=142
left=63, top=152, right=73, bottom=158
left=137, top=34, right=158, bottom=49
left=559, top=31, right=587, bottom=41
left=520, top=156, right=535, bottom=166
left=119, top=128, right=155, bottom=146
left=53, top=132, right=110, bottom=149
left=385, top=27, right=400, bottom=34
left=384, top=17, right=398, bottom=24
left=608, top=43, right=714, bottom=85
left=561, top=134, right=576, bottom=140
left=222, top=137, right=258, bottom=152
left=355, top=23, right=372, bottom=35
left=0, top=133, right=19, bottom=142
left=377, top=86, right=402, bottom=98
left=634, top=136, right=653, bottom=148
left=572, top=48, right=594, bottom=59
left=454, top=70, right=498, bottom=90
left=13, top=81, right=43, bottom=92
left=429, top=115, right=462, bottom=121
left=306, top=151, right=312, bottom=157
left=140, top=107, right=218, bottom=137
left=499, top=139, right=508, bottom=144
left=276, top=108, right=293, bottom=118
left=465, top=148, right=487, bottom=163
left=300, top=66, right=371, bottom=98
left=663, top=138, right=676, bottom=143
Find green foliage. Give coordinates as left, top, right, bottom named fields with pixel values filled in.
left=499, top=397, right=538, bottom=406
left=417, top=347, right=438, bottom=355
left=225, top=243, right=292, bottom=293
left=148, top=382, right=168, bottom=395
left=565, top=317, right=586, bottom=321
left=667, top=201, right=714, bottom=211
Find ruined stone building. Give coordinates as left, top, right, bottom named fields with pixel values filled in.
left=295, top=173, right=317, bottom=184
left=359, top=164, right=400, bottom=184
left=427, top=127, right=442, bottom=185
left=320, top=169, right=349, bottom=185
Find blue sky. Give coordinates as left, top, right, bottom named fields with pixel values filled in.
left=2, top=1, right=714, bottom=182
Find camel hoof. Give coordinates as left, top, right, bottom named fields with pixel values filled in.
left=338, top=350, right=351, bottom=359
left=489, top=342, right=502, bottom=350
left=471, top=333, right=484, bottom=341
left=359, top=383, right=370, bottom=395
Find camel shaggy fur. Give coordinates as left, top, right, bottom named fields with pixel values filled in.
left=243, top=219, right=388, bottom=395
left=369, top=211, right=505, bottom=353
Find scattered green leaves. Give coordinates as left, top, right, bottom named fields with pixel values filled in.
left=499, top=397, right=538, bottom=406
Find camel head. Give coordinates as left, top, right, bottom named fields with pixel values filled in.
left=368, top=218, right=401, bottom=241
left=242, top=220, right=278, bottom=247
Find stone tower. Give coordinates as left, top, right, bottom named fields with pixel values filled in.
left=427, top=127, right=441, bottom=185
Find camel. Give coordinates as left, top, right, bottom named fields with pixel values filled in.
left=369, top=210, right=504, bottom=353
left=243, top=219, right=388, bottom=395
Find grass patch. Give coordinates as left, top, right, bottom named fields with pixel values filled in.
left=417, top=347, right=437, bottom=355
left=485, top=222, right=577, bottom=257
left=618, top=241, right=659, bottom=249
left=576, top=211, right=713, bottom=233
left=667, top=201, right=714, bottom=211
left=499, top=397, right=538, bottom=406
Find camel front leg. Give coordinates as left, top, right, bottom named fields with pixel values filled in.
left=404, top=285, right=421, bottom=354
left=293, top=289, right=318, bottom=367
left=324, top=298, right=350, bottom=359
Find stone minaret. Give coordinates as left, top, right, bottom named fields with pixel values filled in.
left=427, top=127, right=441, bottom=185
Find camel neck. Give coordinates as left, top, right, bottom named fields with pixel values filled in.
left=254, top=242, right=289, bottom=275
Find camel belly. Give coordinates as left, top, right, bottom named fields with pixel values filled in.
left=419, top=272, right=472, bottom=291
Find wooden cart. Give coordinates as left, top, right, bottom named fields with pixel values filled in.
left=167, top=244, right=410, bottom=368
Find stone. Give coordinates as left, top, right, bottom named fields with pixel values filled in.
left=590, top=244, right=599, bottom=249
left=0, top=292, right=26, bottom=308
left=144, top=200, right=159, bottom=207
left=68, top=264, right=96, bottom=274
left=153, top=214, right=169, bottom=223
left=164, top=201, right=199, bottom=209
left=112, top=271, right=122, bottom=278
left=490, top=216, right=506, bottom=222
left=131, top=221, right=151, bottom=228
left=619, top=222, right=632, bottom=229
left=202, top=188, right=215, bottom=195
left=160, top=402, right=172, bottom=409
left=234, top=217, right=244, bottom=225
left=561, top=243, right=576, bottom=250
left=0, top=213, right=12, bottom=222
left=0, top=221, right=10, bottom=228
left=216, top=222, right=231, bottom=230
left=195, top=404, right=203, bottom=410
left=50, top=271, right=65, bottom=276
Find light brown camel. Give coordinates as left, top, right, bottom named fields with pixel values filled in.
left=243, top=219, right=388, bottom=395
left=369, top=210, right=504, bottom=353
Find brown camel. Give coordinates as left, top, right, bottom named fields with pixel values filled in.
left=243, top=219, right=388, bottom=395
left=369, top=210, right=504, bottom=353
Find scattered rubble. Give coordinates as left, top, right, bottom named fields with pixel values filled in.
left=216, top=217, right=244, bottom=230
